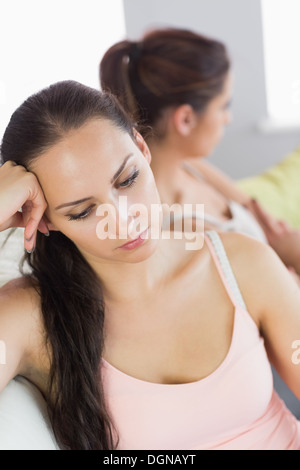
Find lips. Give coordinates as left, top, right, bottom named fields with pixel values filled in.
left=118, top=228, right=149, bottom=250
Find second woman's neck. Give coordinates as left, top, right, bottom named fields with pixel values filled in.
left=148, top=138, right=190, bottom=207
left=148, top=138, right=186, bottom=184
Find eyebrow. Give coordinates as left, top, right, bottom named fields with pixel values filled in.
left=55, top=197, right=93, bottom=211
left=55, top=153, right=134, bottom=211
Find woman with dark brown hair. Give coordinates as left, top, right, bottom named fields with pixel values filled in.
left=99, top=27, right=300, bottom=274
left=0, top=80, right=299, bottom=450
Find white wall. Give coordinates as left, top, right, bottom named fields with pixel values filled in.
left=123, top=0, right=300, bottom=179
left=0, top=0, right=126, bottom=141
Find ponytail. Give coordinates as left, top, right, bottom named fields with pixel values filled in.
left=100, top=40, right=141, bottom=123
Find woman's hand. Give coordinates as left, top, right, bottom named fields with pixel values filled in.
left=0, top=161, right=49, bottom=251
left=245, top=198, right=300, bottom=274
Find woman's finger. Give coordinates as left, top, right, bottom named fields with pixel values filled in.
left=23, top=193, right=47, bottom=252
left=248, top=199, right=282, bottom=235
left=0, top=162, right=48, bottom=251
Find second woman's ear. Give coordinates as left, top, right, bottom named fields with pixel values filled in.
left=133, top=130, right=152, bottom=164
left=173, top=104, right=197, bottom=136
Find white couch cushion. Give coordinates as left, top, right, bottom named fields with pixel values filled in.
left=0, top=228, right=25, bottom=287
left=0, top=376, right=59, bottom=450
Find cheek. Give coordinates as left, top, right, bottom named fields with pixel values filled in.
left=54, top=218, right=97, bottom=246
left=127, top=172, right=161, bottom=234
left=196, top=116, right=219, bottom=145
left=131, top=167, right=160, bottom=207
left=207, top=113, right=225, bottom=142
left=144, top=170, right=160, bottom=201
left=143, top=174, right=161, bottom=223
left=47, top=209, right=98, bottom=244
left=64, top=219, right=116, bottom=258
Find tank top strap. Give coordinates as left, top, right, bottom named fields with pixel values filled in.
left=204, top=230, right=247, bottom=310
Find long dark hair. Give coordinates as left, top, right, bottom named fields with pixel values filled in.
left=0, top=81, right=136, bottom=450
left=99, top=27, right=230, bottom=138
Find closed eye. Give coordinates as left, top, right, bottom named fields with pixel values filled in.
left=67, top=204, right=96, bottom=221
left=118, top=169, right=140, bottom=188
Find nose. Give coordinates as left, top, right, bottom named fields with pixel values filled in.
left=116, top=197, right=131, bottom=239
left=116, top=197, right=148, bottom=240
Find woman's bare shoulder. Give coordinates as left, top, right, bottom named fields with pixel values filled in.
left=0, top=277, right=42, bottom=331
left=215, top=231, right=277, bottom=284
left=0, top=276, right=40, bottom=308
left=214, top=231, right=295, bottom=322
left=0, top=276, right=44, bottom=347
left=216, top=231, right=273, bottom=262
left=0, top=277, right=42, bottom=338
left=0, top=276, right=48, bottom=390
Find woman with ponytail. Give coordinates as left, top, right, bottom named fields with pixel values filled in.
left=99, top=28, right=300, bottom=277
left=0, top=80, right=299, bottom=450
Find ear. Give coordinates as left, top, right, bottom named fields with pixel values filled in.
left=133, top=129, right=152, bottom=164
left=41, top=214, right=59, bottom=232
left=173, top=104, right=197, bottom=136
left=46, top=222, right=59, bottom=231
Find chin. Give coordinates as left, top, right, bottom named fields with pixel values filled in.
left=120, top=237, right=159, bottom=264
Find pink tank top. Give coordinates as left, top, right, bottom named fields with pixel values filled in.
left=101, top=231, right=300, bottom=450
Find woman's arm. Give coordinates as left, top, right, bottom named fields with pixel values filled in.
left=189, top=159, right=300, bottom=275
left=246, top=199, right=300, bottom=276
left=222, top=232, right=300, bottom=399
left=0, top=161, right=49, bottom=391
left=0, top=279, right=40, bottom=393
